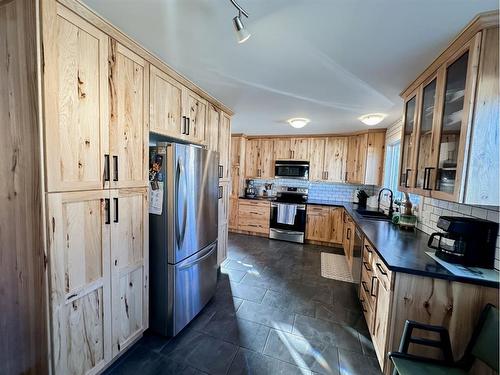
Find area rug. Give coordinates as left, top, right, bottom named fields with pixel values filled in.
left=320, top=253, right=355, bottom=283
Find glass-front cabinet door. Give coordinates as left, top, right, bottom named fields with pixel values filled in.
left=399, top=93, right=418, bottom=190
left=432, top=48, right=474, bottom=200
left=414, top=76, right=439, bottom=193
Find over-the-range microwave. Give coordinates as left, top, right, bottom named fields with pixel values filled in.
left=275, top=160, right=309, bottom=180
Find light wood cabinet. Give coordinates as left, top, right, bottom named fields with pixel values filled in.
left=324, top=137, right=348, bottom=182
left=110, top=188, right=148, bottom=356
left=184, top=89, right=207, bottom=144
left=109, top=41, right=149, bottom=189
left=274, top=138, right=310, bottom=160
left=342, top=213, right=355, bottom=268
left=399, top=26, right=499, bottom=205
left=217, top=181, right=230, bottom=265
left=229, top=197, right=239, bottom=230
left=149, top=65, right=184, bottom=138
left=47, top=190, right=112, bottom=375
left=245, top=139, right=274, bottom=178
left=346, top=134, right=368, bottom=183
left=308, top=138, right=326, bottom=180
left=44, top=5, right=110, bottom=192
left=206, top=103, right=220, bottom=152
left=230, top=136, right=246, bottom=197
left=305, top=205, right=344, bottom=245
left=273, top=138, right=292, bottom=160
left=218, top=112, right=231, bottom=180
left=237, top=200, right=270, bottom=235
left=365, top=132, right=386, bottom=186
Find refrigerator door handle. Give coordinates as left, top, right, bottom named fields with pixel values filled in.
left=176, top=158, right=188, bottom=250
left=178, top=242, right=216, bottom=270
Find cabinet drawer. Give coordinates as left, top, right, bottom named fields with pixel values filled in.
left=238, top=200, right=270, bottom=234
left=363, top=238, right=375, bottom=265
left=359, top=286, right=374, bottom=334
left=307, top=205, right=331, bottom=214
left=373, top=256, right=393, bottom=291
left=361, top=264, right=377, bottom=310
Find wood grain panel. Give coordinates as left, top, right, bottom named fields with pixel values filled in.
left=305, top=205, right=332, bottom=242
left=365, top=132, right=386, bottom=185
left=290, top=138, right=310, bottom=160
left=238, top=200, right=270, bottom=234
left=229, top=197, right=239, bottom=231
left=47, top=191, right=111, bottom=375
left=109, top=41, right=148, bottom=188
left=245, top=139, right=260, bottom=178
left=308, top=138, right=326, bottom=180
left=206, top=103, right=220, bottom=152
left=218, top=112, right=231, bottom=179
left=149, top=65, right=183, bottom=137
left=185, top=89, right=207, bottom=144
left=330, top=207, right=344, bottom=244
left=43, top=4, right=109, bottom=192
left=324, top=137, right=347, bottom=182
left=273, top=138, right=291, bottom=160
left=0, top=0, right=47, bottom=373
left=258, top=139, right=274, bottom=178
left=110, top=188, right=147, bottom=356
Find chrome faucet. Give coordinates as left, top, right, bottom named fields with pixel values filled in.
left=377, top=188, right=394, bottom=218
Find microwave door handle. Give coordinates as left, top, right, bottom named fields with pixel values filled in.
left=176, top=158, right=188, bottom=250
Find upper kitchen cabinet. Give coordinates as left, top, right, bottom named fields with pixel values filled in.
left=149, top=65, right=184, bottom=138
left=274, top=138, right=309, bottom=160
left=308, top=138, right=326, bottom=180
left=206, top=103, right=220, bottom=152
left=43, top=4, right=110, bottom=192
left=346, top=134, right=368, bottom=184
left=324, top=137, right=348, bottom=182
left=273, top=138, right=292, bottom=160
left=399, top=16, right=499, bottom=205
left=218, top=112, right=231, bottom=180
left=364, top=132, right=386, bottom=186
left=109, top=41, right=149, bottom=189
left=183, top=89, right=207, bottom=144
left=231, top=135, right=246, bottom=197
left=245, top=138, right=274, bottom=178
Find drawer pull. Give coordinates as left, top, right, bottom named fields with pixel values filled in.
left=370, top=276, right=377, bottom=297
left=376, top=262, right=388, bottom=276
left=361, top=281, right=369, bottom=293
left=364, top=244, right=372, bottom=253
left=359, top=298, right=367, bottom=312
left=363, top=261, right=372, bottom=272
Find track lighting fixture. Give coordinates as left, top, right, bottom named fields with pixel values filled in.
left=230, top=0, right=251, bottom=43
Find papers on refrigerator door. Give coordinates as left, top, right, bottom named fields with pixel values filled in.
left=149, top=181, right=164, bottom=215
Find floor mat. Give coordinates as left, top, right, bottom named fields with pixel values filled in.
left=320, top=253, right=355, bottom=283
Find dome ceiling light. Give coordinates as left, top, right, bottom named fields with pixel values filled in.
left=359, top=113, right=386, bottom=126
left=230, top=0, right=251, bottom=44
left=287, top=118, right=310, bottom=129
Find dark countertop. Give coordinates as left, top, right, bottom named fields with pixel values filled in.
left=305, top=199, right=499, bottom=288
left=238, top=196, right=276, bottom=202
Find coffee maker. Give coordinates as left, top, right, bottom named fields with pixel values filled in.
left=428, top=216, right=499, bottom=269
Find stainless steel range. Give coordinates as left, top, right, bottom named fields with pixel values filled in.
left=269, top=186, right=308, bottom=243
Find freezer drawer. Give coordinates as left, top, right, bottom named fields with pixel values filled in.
left=167, top=241, right=218, bottom=336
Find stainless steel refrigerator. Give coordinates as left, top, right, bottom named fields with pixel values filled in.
left=149, top=142, right=219, bottom=337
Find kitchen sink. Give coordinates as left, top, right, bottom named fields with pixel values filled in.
left=355, top=209, right=392, bottom=221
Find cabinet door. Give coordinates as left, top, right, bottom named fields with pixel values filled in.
left=109, top=41, right=148, bottom=189
left=231, top=136, right=242, bottom=166
left=290, top=138, right=309, bottom=160
left=330, top=207, right=344, bottom=244
left=343, top=216, right=352, bottom=256
left=219, top=112, right=231, bottom=180
left=43, top=5, right=109, bottom=192
left=274, top=138, right=292, bottom=160
left=229, top=197, right=239, bottom=231
left=365, top=132, right=386, bottom=186
left=47, top=191, right=111, bottom=375
left=238, top=201, right=270, bottom=234
left=432, top=37, right=481, bottom=202
left=308, top=138, right=326, bottom=180
left=258, top=139, right=275, bottom=178
left=217, top=222, right=228, bottom=266
left=149, top=65, right=183, bottom=138
left=218, top=181, right=230, bottom=225
left=347, top=134, right=368, bottom=183
left=206, top=104, right=220, bottom=152
left=399, top=92, right=419, bottom=189
left=245, top=139, right=260, bottom=178
left=110, top=188, right=147, bottom=356
left=324, top=137, right=347, bottom=182
left=305, top=205, right=332, bottom=242
left=414, top=76, right=440, bottom=194
left=185, top=89, right=207, bottom=144
left=372, top=277, right=391, bottom=369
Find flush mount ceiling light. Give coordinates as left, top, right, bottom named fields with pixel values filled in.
left=359, top=113, right=386, bottom=126
left=230, top=0, right=251, bottom=44
left=287, top=118, right=310, bottom=129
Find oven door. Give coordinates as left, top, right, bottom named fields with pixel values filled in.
left=270, top=203, right=306, bottom=232
left=275, top=162, right=309, bottom=179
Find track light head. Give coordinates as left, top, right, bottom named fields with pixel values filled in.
left=233, top=15, right=251, bottom=43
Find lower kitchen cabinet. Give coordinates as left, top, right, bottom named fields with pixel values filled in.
left=236, top=199, right=270, bottom=235
left=229, top=197, right=239, bottom=231
left=305, top=205, right=343, bottom=245
left=218, top=223, right=229, bottom=266
left=47, top=188, right=148, bottom=375
left=342, top=212, right=356, bottom=269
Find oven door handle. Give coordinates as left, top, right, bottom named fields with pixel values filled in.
left=271, top=203, right=306, bottom=210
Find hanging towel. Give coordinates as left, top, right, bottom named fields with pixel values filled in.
left=277, top=203, right=297, bottom=225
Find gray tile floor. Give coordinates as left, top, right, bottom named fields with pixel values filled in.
left=104, top=233, right=382, bottom=375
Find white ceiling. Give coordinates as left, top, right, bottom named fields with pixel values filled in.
left=82, top=0, right=498, bottom=135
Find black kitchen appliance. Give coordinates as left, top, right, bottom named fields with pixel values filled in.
left=269, top=186, right=308, bottom=243
left=275, top=160, right=309, bottom=180
left=428, top=216, right=499, bottom=268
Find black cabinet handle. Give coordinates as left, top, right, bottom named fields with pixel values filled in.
left=104, top=154, right=110, bottom=182
left=113, top=156, right=118, bottom=181
left=105, top=198, right=110, bottom=224
left=181, top=116, right=186, bottom=134
left=404, top=169, right=411, bottom=188
left=363, top=261, right=372, bottom=272
left=364, top=244, right=372, bottom=253
left=187, top=118, right=190, bottom=135
left=376, top=262, right=388, bottom=276
left=424, top=167, right=435, bottom=190
left=361, top=281, right=369, bottom=293
left=370, top=276, right=377, bottom=297
left=347, top=228, right=351, bottom=240
left=218, top=165, right=223, bottom=178
left=218, top=186, right=223, bottom=199
left=113, top=197, right=119, bottom=223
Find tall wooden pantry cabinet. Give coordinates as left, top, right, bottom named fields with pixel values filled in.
left=0, top=0, right=233, bottom=374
